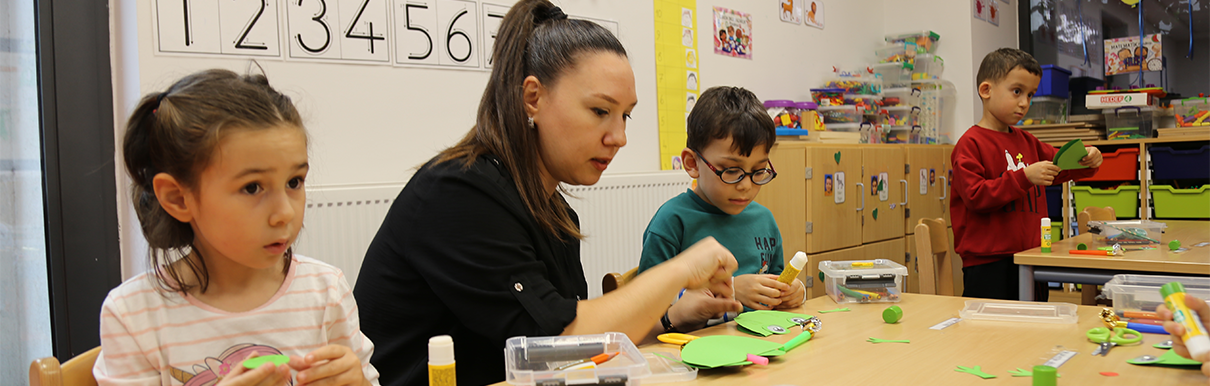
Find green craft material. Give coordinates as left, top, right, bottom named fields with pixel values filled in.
left=834, top=151, right=841, bottom=164
left=954, top=365, right=997, bottom=379
left=1170, top=240, right=1181, bottom=250
left=734, top=310, right=814, bottom=337
left=242, top=355, right=290, bottom=369
left=873, top=208, right=879, bottom=220
left=883, top=305, right=903, bottom=324
left=866, top=338, right=910, bottom=343
left=780, top=331, right=814, bottom=352
left=1032, top=365, right=1058, bottom=386
left=1007, top=367, right=1061, bottom=378
left=1126, top=349, right=1203, bottom=366
left=680, top=335, right=786, bottom=369
left=1053, top=139, right=1090, bottom=170
left=818, top=307, right=851, bottom=313
left=1077, top=243, right=1088, bottom=250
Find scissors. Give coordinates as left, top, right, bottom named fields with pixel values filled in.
left=657, top=333, right=701, bottom=347
left=1087, top=327, right=1142, bottom=356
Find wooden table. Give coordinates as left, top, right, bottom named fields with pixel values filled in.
left=1014, top=220, right=1210, bottom=301
left=492, top=294, right=1207, bottom=385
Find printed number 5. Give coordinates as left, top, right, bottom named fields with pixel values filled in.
left=405, top=3, right=432, bottom=60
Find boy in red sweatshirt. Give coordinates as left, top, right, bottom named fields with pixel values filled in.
left=951, top=48, right=1103, bottom=300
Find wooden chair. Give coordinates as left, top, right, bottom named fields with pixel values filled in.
left=30, top=347, right=101, bottom=386
left=601, top=267, right=639, bottom=294
left=913, top=218, right=955, bottom=296
left=1075, top=206, right=1116, bottom=305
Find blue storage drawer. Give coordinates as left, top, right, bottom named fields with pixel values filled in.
left=1046, top=185, right=1062, bottom=219
left=1150, top=145, right=1210, bottom=180
left=1037, top=65, right=1072, bottom=98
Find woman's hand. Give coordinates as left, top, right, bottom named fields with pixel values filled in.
left=672, top=237, right=738, bottom=296
left=289, top=345, right=370, bottom=386
left=667, top=288, right=742, bottom=332
left=1157, top=293, right=1210, bottom=377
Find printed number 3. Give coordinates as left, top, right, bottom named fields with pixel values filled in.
left=296, top=0, right=331, bottom=53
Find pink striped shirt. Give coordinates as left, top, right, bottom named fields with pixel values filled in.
left=93, top=256, right=380, bottom=386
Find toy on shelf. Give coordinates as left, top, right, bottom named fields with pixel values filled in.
left=764, top=100, right=802, bottom=130
left=885, top=30, right=940, bottom=54
left=810, top=88, right=845, bottom=106
left=1173, top=97, right=1210, bottom=127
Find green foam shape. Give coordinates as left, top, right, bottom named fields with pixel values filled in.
left=954, top=365, right=997, bottom=379
left=242, top=354, right=290, bottom=369
left=681, top=335, right=786, bottom=369
left=873, top=208, right=879, bottom=220
left=1053, top=139, right=1090, bottom=170
left=734, top=310, right=814, bottom=337
left=1126, top=349, right=1203, bottom=366
left=834, top=151, right=841, bottom=164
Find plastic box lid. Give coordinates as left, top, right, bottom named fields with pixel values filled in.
left=505, top=333, right=650, bottom=386
left=1041, top=64, right=1072, bottom=75
left=1102, top=274, right=1210, bottom=312
left=818, top=259, right=908, bottom=277
left=959, top=301, right=1079, bottom=324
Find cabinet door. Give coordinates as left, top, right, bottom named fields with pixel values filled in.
left=803, top=145, right=863, bottom=253
left=904, top=235, right=920, bottom=293
left=803, top=245, right=865, bottom=300
left=904, top=146, right=946, bottom=234
left=758, top=144, right=807, bottom=266
left=861, top=145, right=906, bottom=243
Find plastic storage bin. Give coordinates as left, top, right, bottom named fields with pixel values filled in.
left=505, top=333, right=650, bottom=385
left=875, top=42, right=916, bottom=64
left=826, top=122, right=866, bottom=132
left=883, top=125, right=919, bottom=144
left=1071, top=185, right=1140, bottom=218
left=871, top=62, right=913, bottom=88
left=1173, top=97, right=1210, bottom=127
left=797, top=101, right=824, bottom=131
left=885, top=30, right=940, bottom=53
left=882, top=106, right=919, bottom=126
left=881, top=87, right=920, bottom=107
left=959, top=301, right=1078, bottom=324
left=1149, top=145, right=1210, bottom=179
left=911, top=54, right=944, bottom=80
left=810, top=87, right=845, bottom=106
left=818, top=105, right=864, bottom=123
left=1021, top=96, right=1068, bottom=125
left=825, top=77, right=881, bottom=95
left=844, top=94, right=882, bottom=107
left=1083, top=147, right=1139, bottom=181
left=764, top=100, right=802, bottom=130
left=1102, top=274, right=1210, bottom=313
left=1045, top=185, right=1062, bottom=219
left=1037, top=65, right=1072, bottom=98
left=818, top=259, right=907, bottom=304
left=1087, top=220, right=1167, bottom=246
left=1104, top=106, right=1156, bottom=140
left=1150, top=185, right=1210, bottom=218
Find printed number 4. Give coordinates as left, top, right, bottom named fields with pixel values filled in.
left=345, top=0, right=385, bottom=53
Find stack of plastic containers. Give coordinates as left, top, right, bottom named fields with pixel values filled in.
left=813, top=68, right=883, bottom=142
left=882, top=30, right=947, bottom=144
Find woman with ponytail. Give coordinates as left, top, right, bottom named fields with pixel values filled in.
left=354, top=1, right=741, bottom=384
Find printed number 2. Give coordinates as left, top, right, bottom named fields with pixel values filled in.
left=405, top=4, right=432, bottom=60
left=296, top=0, right=332, bottom=53
left=235, top=0, right=269, bottom=50
left=346, top=0, right=385, bottom=53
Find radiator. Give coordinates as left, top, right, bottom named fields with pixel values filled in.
left=295, top=172, right=691, bottom=297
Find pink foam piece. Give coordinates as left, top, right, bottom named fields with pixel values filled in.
left=746, top=354, right=769, bottom=366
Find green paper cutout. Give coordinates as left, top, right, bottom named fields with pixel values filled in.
left=1008, top=368, right=1061, bottom=377
left=873, top=208, right=879, bottom=220
left=242, top=355, right=290, bottom=369
left=955, top=365, right=997, bottom=379
left=834, top=151, right=841, bottom=164
left=1127, top=349, right=1203, bottom=366
left=818, top=307, right=851, bottom=313
left=1153, top=341, right=1173, bottom=349
left=866, top=337, right=910, bottom=343
left=1053, top=139, right=1090, bottom=170
left=734, top=310, right=814, bottom=337
left=681, top=335, right=786, bottom=369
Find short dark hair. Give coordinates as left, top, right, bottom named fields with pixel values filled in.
left=686, top=86, right=775, bottom=157
left=976, top=48, right=1042, bottom=85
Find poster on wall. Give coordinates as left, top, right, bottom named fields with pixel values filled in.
left=713, top=7, right=752, bottom=59
left=972, top=0, right=987, bottom=21
left=1105, top=34, right=1163, bottom=76
left=804, top=0, right=823, bottom=29
left=654, top=0, right=699, bottom=170
left=988, top=1, right=999, bottom=26
left=778, top=0, right=801, bottom=24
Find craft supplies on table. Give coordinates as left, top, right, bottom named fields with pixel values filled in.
left=504, top=333, right=651, bottom=385
left=1086, top=220, right=1166, bottom=246
left=818, top=259, right=907, bottom=304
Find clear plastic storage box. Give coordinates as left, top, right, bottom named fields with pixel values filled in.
left=505, top=333, right=650, bottom=385
left=871, top=62, right=914, bottom=88
left=1173, top=97, right=1210, bottom=127
left=818, top=259, right=907, bottom=304
left=1086, top=220, right=1167, bottom=246
left=1022, top=96, right=1068, bottom=125
left=818, top=105, right=865, bottom=123
left=885, top=30, right=940, bottom=53
left=960, top=301, right=1078, bottom=324
left=875, top=42, right=916, bottom=64
left=881, top=87, right=920, bottom=107
left=912, top=54, right=945, bottom=80
left=1102, top=275, right=1210, bottom=314
left=1104, top=106, right=1157, bottom=140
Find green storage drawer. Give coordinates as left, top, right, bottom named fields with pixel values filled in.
left=1050, top=223, right=1063, bottom=241
left=1150, top=185, right=1210, bottom=219
left=1072, top=185, right=1140, bottom=219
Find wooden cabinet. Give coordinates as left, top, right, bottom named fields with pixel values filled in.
left=903, top=145, right=948, bottom=235
left=760, top=143, right=863, bottom=255
left=862, top=145, right=906, bottom=243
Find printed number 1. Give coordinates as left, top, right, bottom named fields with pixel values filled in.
left=345, top=0, right=385, bottom=53
left=183, top=0, right=193, bottom=46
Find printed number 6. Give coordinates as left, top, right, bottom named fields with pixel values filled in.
left=446, top=9, right=471, bottom=62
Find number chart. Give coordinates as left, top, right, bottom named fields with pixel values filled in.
left=155, top=0, right=618, bottom=71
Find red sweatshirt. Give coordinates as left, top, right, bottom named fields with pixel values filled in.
left=950, top=125, right=1098, bottom=267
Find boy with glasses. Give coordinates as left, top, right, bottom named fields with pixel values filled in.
left=637, top=86, right=804, bottom=312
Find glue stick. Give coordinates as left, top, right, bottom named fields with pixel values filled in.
left=429, top=335, right=456, bottom=386
left=1040, top=218, right=1052, bottom=253
left=1160, top=282, right=1210, bottom=362
left=778, top=251, right=808, bottom=285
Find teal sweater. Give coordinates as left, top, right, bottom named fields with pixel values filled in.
left=637, top=189, right=784, bottom=277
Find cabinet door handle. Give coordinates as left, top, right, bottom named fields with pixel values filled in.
left=899, top=179, right=908, bottom=206
left=939, top=176, right=948, bottom=200
left=855, top=182, right=865, bottom=211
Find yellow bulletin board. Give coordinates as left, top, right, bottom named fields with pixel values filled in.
left=653, top=0, right=698, bottom=170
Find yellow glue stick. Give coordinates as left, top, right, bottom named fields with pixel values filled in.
left=428, top=335, right=456, bottom=386
left=1041, top=218, right=1052, bottom=253
left=778, top=251, right=807, bottom=285
left=1161, top=282, right=1210, bottom=362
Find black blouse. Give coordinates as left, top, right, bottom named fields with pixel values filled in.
left=354, top=154, right=587, bottom=386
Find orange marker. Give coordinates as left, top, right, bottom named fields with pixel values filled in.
left=553, top=352, right=619, bottom=371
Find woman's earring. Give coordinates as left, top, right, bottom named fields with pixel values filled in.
left=527, top=116, right=535, bottom=128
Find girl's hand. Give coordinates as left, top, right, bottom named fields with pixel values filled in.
left=733, top=274, right=788, bottom=310
left=218, top=355, right=291, bottom=386
left=289, top=345, right=369, bottom=386
left=774, top=279, right=806, bottom=310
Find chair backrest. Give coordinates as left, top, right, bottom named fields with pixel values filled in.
left=30, top=347, right=101, bottom=386
left=913, top=218, right=954, bottom=296
left=1077, top=206, right=1117, bottom=234
left=601, top=267, right=639, bottom=295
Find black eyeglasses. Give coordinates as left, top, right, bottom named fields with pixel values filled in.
left=693, top=150, right=777, bottom=185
